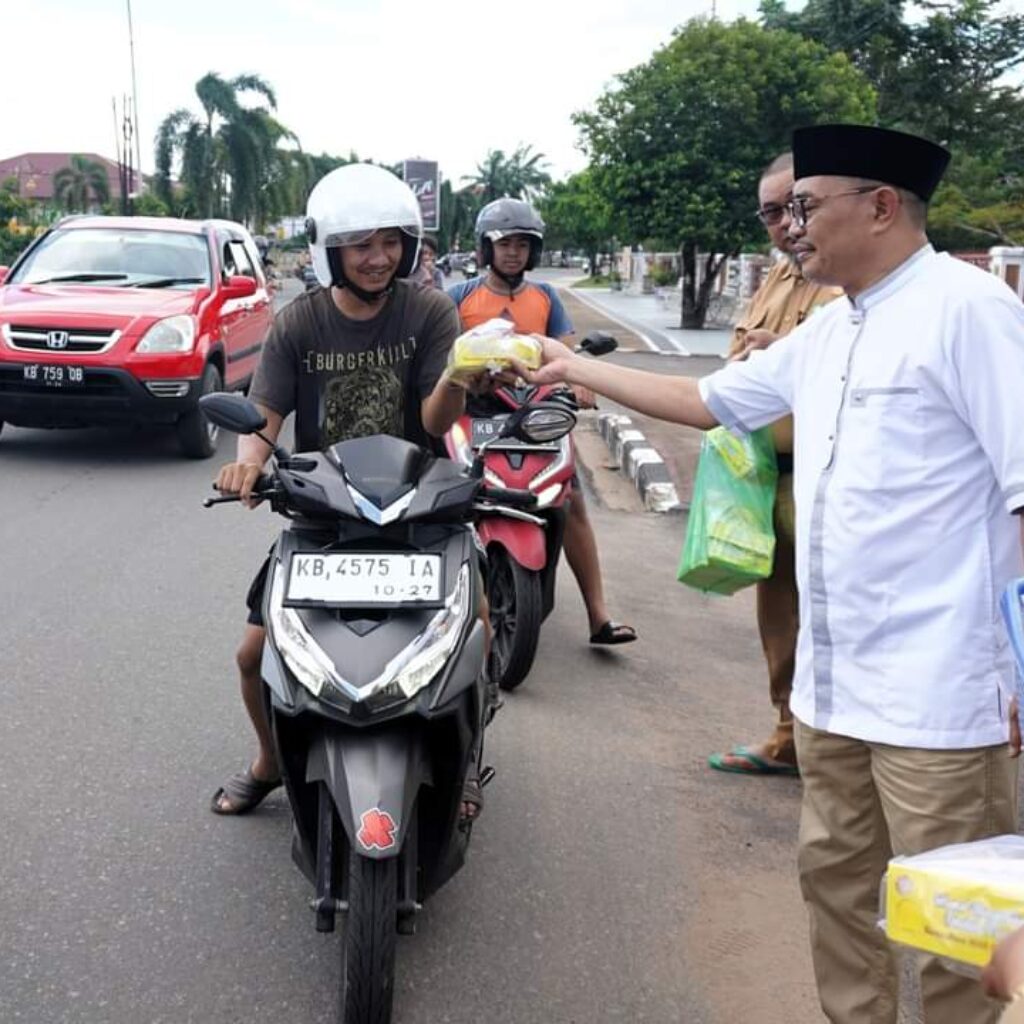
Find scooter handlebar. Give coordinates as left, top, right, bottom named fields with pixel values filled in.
left=479, top=485, right=538, bottom=508
left=203, top=473, right=275, bottom=508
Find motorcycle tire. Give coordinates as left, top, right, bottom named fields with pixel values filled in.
left=340, top=854, right=398, bottom=1024
left=487, top=546, right=543, bottom=691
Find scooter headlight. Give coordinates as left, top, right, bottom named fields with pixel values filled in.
left=266, top=564, right=351, bottom=708
left=383, top=563, right=471, bottom=701
left=267, top=560, right=472, bottom=708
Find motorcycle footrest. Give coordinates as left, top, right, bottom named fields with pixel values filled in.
left=310, top=896, right=347, bottom=932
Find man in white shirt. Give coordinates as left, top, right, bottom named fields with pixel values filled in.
left=519, top=124, right=1024, bottom=1024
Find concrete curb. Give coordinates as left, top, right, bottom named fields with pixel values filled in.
left=597, top=413, right=682, bottom=514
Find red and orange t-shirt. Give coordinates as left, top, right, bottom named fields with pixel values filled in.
left=446, top=277, right=574, bottom=338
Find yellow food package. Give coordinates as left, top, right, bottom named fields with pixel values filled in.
left=882, top=835, right=1024, bottom=968
left=446, top=318, right=542, bottom=384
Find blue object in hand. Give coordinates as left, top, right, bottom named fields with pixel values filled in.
left=999, top=578, right=1024, bottom=699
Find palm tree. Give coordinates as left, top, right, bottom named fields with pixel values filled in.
left=464, top=145, right=551, bottom=203
left=154, top=72, right=298, bottom=227
left=53, top=155, right=111, bottom=212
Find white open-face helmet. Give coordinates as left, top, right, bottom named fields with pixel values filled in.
left=305, top=163, right=423, bottom=291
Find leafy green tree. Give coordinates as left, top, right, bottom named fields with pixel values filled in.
left=759, top=0, right=909, bottom=123
left=53, top=155, right=111, bottom=212
left=885, top=0, right=1024, bottom=156
left=929, top=153, right=1024, bottom=248
left=132, top=191, right=169, bottom=217
left=761, top=0, right=1024, bottom=252
left=154, top=72, right=302, bottom=228
left=575, top=18, right=875, bottom=327
left=438, top=179, right=483, bottom=253
left=539, top=171, right=618, bottom=277
left=0, top=178, right=27, bottom=221
left=0, top=179, right=33, bottom=265
left=464, top=145, right=551, bottom=203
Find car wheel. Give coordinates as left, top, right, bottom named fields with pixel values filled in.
left=176, top=363, right=223, bottom=459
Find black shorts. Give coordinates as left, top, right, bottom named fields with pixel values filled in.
left=246, top=555, right=272, bottom=628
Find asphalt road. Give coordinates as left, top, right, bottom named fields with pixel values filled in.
left=0, top=275, right=821, bottom=1024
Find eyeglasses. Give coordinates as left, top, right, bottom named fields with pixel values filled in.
left=756, top=186, right=879, bottom=229
left=755, top=203, right=790, bottom=227
left=789, top=186, right=879, bottom=228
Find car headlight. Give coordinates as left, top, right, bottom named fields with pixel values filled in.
left=136, top=315, right=196, bottom=353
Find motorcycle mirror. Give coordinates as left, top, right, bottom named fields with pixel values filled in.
left=198, top=392, right=292, bottom=463
left=199, top=392, right=267, bottom=434
left=513, top=404, right=577, bottom=444
left=577, top=331, right=618, bottom=357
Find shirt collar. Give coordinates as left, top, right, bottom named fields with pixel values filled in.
left=848, top=244, right=935, bottom=312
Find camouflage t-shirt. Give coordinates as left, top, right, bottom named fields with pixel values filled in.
left=249, top=281, right=459, bottom=453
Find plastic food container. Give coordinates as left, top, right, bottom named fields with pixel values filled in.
left=446, top=318, right=542, bottom=384
left=880, top=835, right=1024, bottom=971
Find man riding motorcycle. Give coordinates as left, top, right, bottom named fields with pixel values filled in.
left=447, top=199, right=637, bottom=648
left=210, top=163, right=493, bottom=821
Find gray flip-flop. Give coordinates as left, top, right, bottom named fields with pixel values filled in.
left=210, top=765, right=283, bottom=815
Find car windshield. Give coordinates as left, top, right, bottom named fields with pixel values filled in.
left=10, top=227, right=212, bottom=288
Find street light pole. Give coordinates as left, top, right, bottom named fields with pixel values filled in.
left=126, top=0, right=142, bottom=192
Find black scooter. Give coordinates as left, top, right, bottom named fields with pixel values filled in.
left=200, top=393, right=574, bottom=1024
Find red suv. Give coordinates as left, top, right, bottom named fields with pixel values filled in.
left=0, top=215, right=275, bottom=457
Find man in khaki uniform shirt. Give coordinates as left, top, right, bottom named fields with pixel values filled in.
left=708, top=152, right=841, bottom=775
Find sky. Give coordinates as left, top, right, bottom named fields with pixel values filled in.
left=4, top=0, right=769, bottom=184
left=5, top=0, right=1024, bottom=188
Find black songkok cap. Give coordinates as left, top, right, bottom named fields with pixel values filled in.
left=792, top=124, right=951, bottom=201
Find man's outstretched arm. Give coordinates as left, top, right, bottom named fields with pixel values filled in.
left=518, top=337, right=719, bottom=430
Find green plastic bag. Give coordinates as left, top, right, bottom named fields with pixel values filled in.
left=677, top=427, right=778, bottom=595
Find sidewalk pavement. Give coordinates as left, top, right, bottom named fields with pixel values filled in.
left=568, top=286, right=734, bottom=357
left=558, top=289, right=715, bottom=514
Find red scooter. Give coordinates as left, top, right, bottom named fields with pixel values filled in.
left=444, top=332, right=618, bottom=690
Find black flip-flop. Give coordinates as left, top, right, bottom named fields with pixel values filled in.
left=589, top=621, right=638, bottom=646
left=210, top=765, right=283, bottom=815
left=459, top=774, right=484, bottom=828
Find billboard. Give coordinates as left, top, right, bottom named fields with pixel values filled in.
left=402, top=159, right=440, bottom=232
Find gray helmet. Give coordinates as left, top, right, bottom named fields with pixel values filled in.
left=475, top=198, right=545, bottom=272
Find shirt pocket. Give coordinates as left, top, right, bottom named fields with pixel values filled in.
left=735, top=309, right=768, bottom=335
left=842, top=386, right=925, bottom=494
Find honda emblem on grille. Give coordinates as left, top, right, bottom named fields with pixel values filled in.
left=46, top=330, right=69, bottom=350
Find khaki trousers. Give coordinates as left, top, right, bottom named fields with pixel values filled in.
left=794, top=719, right=1018, bottom=1024
left=758, top=474, right=799, bottom=762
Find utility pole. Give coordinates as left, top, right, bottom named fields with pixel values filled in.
left=113, top=97, right=126, bottom=214
left=122, top=96, right=135, bottom=216
left=126, top=0, right=142, bottom=192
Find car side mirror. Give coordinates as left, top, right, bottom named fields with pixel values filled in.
left=222, top=274, right=257, bottom=300
left=0, top=266, right=9, bottom=285
left=199, top=393, right=267, bottom=434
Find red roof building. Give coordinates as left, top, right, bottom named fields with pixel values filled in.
left=0, top=152, right=135, bottom=203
